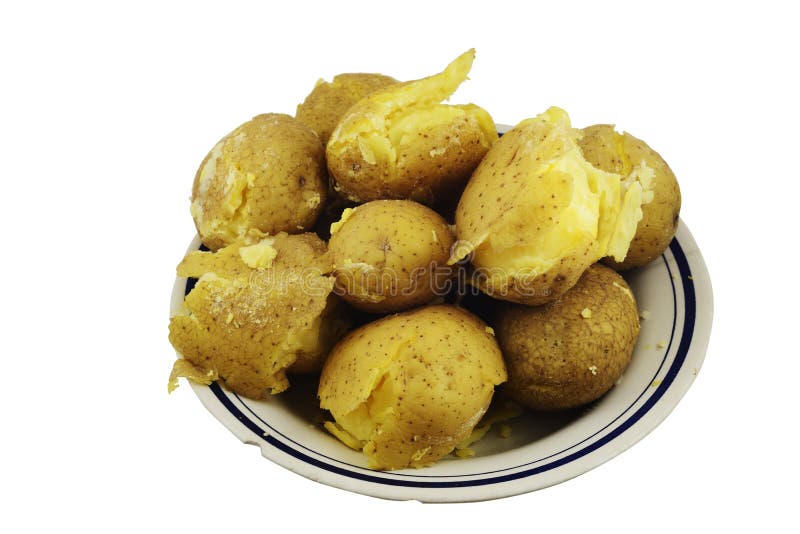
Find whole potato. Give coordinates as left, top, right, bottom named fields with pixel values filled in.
left=168, top=230, right=349, bottom=399
left=318, top=305, right=507, bottom=470
left=296, top=73, right=399, bottom=145
left=451, top=107, right=651, bottom=306
left=326, top=49, right=497, bottom=205
left=578, top=124, right=681, bottom=269
left=495, top=264, right=640, bottom=411
left=328, top=200, right=455, bottom=313
left=191, top=113, right=327, bottom=250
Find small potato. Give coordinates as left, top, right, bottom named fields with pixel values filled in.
left=495, top=264, right=640, bottom=411
left=318, top=305, right=507, bottom=470
left=168, top=230, right=349, bottom=399
left=328, top=200, right=455, bottom=313
left=191, top=113, right=327, bottom=250
left=296, top=73, right=399, bottom=145
left=326, top=49, right=497, bottom=205
left=451, top=107, right=652, bottom=306
left=578, top=124, right=681, bottom=269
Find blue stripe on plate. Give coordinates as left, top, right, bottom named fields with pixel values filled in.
left=196, top=236, right=696, bottom=488
left=231, top=249, right=676, bottom=478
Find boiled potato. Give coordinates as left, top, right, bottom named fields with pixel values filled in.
left=578, top=124, right=681, bottom=269
left=450, top=107, right=652, bottom=306
left=168, top=230, right=349, bottom=399
left=296, top=73, right=399, bottom=145
left=495, top=264, right=640, bottom=411
left=328, top=200, right=455, bottom=313
left=191, top=113, right=327, bottom=251
left=326, top=49, right=497, bottom=205
left=318, top=305, right=507, bottom=470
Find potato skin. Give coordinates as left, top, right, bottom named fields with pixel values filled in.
left=578, top=124, right=681, bottom=269
left=328, top=200, right=455, bottom=313
left=295, top=73, right=399, bottom=145
left=495, top=264, right=640, bottom=411
left=191, top=113, right=327, bottom=250
left=318, top=305, right=507, bottom=470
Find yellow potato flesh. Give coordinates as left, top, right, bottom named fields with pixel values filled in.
left=452, top=107, right=651, bottom=304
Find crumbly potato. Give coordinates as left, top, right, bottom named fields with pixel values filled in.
left=328, top=200, right=455, bottom=313
left=318, top=305, right=507, bottom=470
left=578, top=124, right=681, bottom=269
left=495, top=264, right=640, bottom=410
left=168, top=230, right=349, bottom=398
left=326, top=49, right=497, bottom=205
left=191, top=114, right=327, bottom=250
left=450, top=107, right=652, bottom=305
left=296, top=73, right=399, bottom=145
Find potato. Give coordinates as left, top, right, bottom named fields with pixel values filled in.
left=318, top=305, right=507, bottom=470
left=328, top=200, right=455, bottom=313
left=168, top=230, right=350, bottom=399
left=326, top=49, right=497, bottom=205
left=191, top=113, right=327, bottom=251
left=296, top=73, right=399, bottom=145
left=495, top=264, right=640, bottom=411
left=450, top=107, right=652, bottom=306
left=578, top=124, right=681, bottom=269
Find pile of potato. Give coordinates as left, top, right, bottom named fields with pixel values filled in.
left=168, top=49, right=681, bottom=470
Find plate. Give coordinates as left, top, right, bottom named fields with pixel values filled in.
left=169, top=218, right=712, bottom=502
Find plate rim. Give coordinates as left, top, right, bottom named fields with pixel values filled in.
left=170, top=220, right=713, bottom=502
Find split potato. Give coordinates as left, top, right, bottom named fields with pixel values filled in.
left=451, top=107, right=653, bottom=305
left=578, top=124, right=681, bottom=269
left=326, top=49, right=497, bottom=205
left=168, top=230, right=349, bottom=398
left=296, top=73, right=399, bottom=145
left=495, top=264, right=640, bottom=410
left=328, top=200, right=455, bottom=313
left=318, top=305, right=507, bottom=470
left=191, top=113, right=327, bottom=251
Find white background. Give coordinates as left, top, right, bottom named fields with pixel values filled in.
left=2, top=1, right=797, bottom=531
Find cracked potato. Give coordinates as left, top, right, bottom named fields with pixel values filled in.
left=578, top=124, right=681, bottom=270
left=318, top=305, right=507, bottom=470
left=168, top=230, right=349, bottom=398
left=326, top=49, right=497, bottom=205
left=450, top=107, right=652, bottom=305
left=191, top=113, right=327, bottom=250
left=296, top=73, right=399, bottom=145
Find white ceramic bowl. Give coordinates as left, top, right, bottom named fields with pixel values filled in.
left=169, top=217, right=712, bottom=502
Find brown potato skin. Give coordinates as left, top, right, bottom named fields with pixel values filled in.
left=295, top=73, right=398, bottom=145
left=495, top=264, right=640, bottom=411
left=191, top=114, right=327, bottom=251
left=579, top=124, right=681, bottom=269
left=328, top=200, right=455, bottom=313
